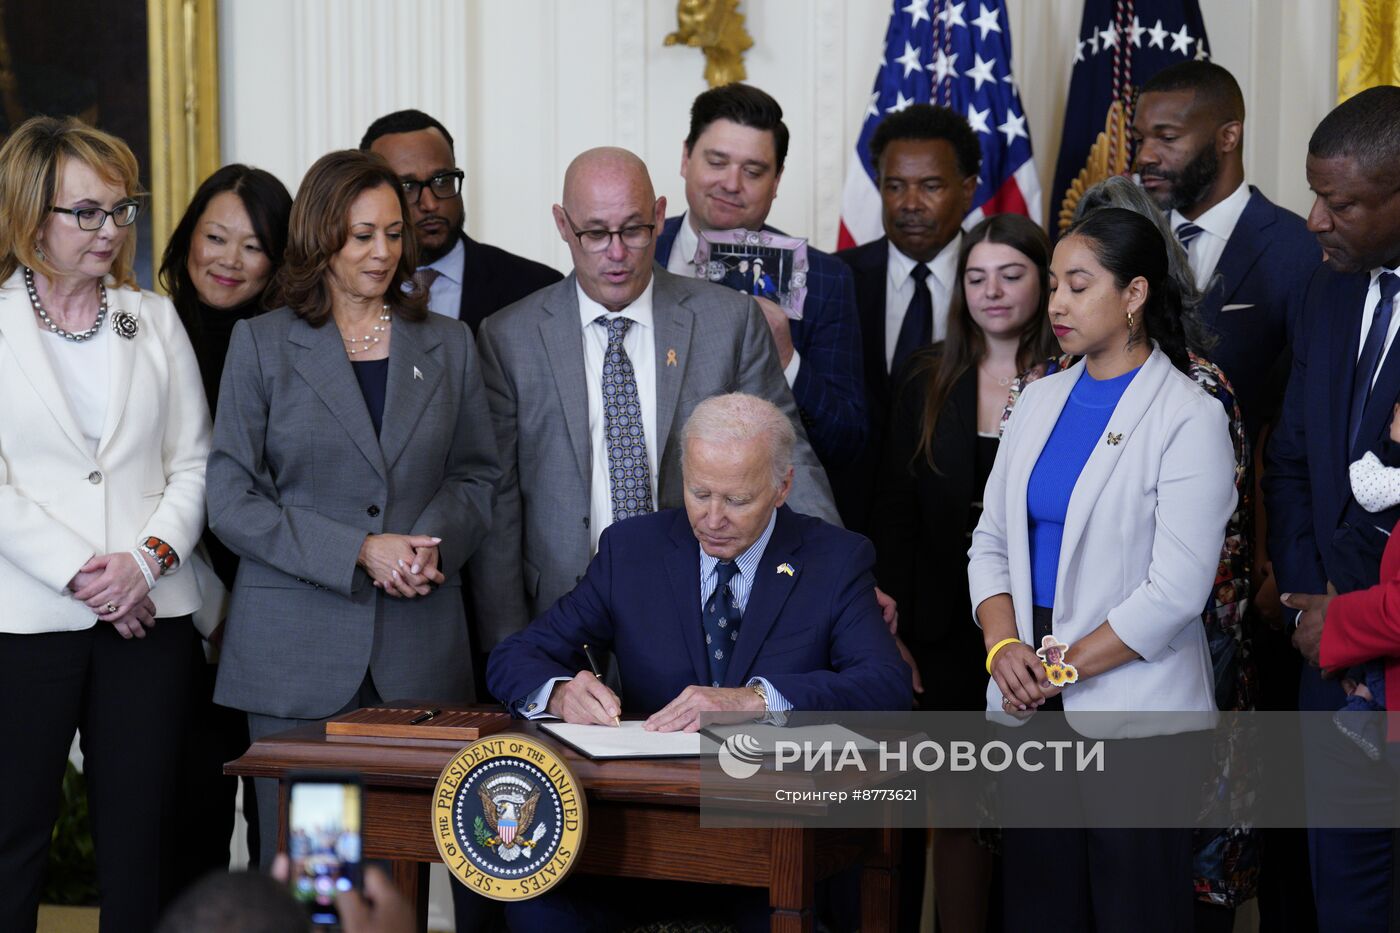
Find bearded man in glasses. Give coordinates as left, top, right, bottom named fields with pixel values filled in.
left=361, top=109, right=561, bottom=333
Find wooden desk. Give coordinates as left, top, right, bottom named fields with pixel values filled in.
left=227, top=712, right=901, bottom=932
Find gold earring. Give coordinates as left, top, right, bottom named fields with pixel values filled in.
left=1127, top=309, right=1135, bottom=331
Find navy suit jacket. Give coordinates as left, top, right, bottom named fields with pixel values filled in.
left=655, top=216, right=867, bottom=470
left=486, top=505, right=912, bottom=715
left=1192, top=188, right=1319, bottom=444
left=456, top=233, right=563, bottom=334
left=1265, top=264, right=1400, bottom=603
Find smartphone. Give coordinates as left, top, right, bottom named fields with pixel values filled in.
left=286, top=772, right=363, bottom=927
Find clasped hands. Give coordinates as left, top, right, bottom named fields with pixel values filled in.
left=547, top=670, right=765, bottom=733
left=358, top=533, right=444, bottom=598
left=68, top=551, right=160, bottom=639
left=990, top=642, right=1063, bottom=719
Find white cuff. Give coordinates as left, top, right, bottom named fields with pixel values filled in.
left=782, top=350, right=802, bottom=387
left=518, top=676, right=570, bottom=719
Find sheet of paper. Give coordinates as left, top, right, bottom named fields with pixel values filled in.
left=539, top=720, right=704, bottom=759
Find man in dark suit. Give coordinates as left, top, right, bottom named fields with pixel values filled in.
left=653, top=83, right=867, bottom=488
left=1133, top=61, right=1319, bottom=445
left=1265, top=85, right=1400, bottom=932
left=488, top=392, right=911, bottom=932
left=833, top=104, right=980, bottom=531
left=361, top=109, right=562, bottom=332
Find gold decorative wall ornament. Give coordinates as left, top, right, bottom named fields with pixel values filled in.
left=1057, top=100, right=1133, bottom=236
left=1338, top=0, right=1400, bottom=103
left=147, top=0, right=220, bottom=276
left=664, top=0, right=754, bottom=88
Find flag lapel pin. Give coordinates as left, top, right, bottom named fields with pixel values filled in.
left=776, top=562, right=794, bottom=576
left=413, top=366, right=423, bottom=381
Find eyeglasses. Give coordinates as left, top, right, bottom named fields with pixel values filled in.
left=562, top=208, right=655, bottom=254
left=51, top=200, right=140, bottom=231
left=400, top=170, right=464, bottom=205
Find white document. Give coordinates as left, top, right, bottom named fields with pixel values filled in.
left=539, top=720, right=704, bottom=759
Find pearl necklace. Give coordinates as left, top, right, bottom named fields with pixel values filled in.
left=343, top=303, right=391, bottom=355
left=26, top=267, right=107, bottom=341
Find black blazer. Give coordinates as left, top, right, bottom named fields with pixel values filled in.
left=829, top=236, right=895, bottom=531
left=457, top=233, right=563, bottom=333
left=869, top=350, right=988, bottom=709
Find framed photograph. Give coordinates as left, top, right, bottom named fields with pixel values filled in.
left=0, top=0, right=219, bottom=286
left=694, top=229, right=810, bottom=320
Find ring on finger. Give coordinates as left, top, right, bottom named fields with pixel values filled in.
left=104, top=602, right=118, bottom=614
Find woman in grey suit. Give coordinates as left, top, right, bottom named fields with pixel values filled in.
left=207, top=150, right=499, bottom=865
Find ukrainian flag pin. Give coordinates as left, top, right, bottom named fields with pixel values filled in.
left=776, top=563, right=794, bottom=576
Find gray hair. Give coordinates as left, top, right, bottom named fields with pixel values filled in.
left=1071, top=175, right=1213, bottom=352
left=680, top=393, right=795, bottom=489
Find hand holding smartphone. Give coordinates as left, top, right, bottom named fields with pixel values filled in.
left=287, top=772, right=364, bottom=927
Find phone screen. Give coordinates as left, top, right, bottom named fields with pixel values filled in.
left=288, top=779, right=363, bottom=926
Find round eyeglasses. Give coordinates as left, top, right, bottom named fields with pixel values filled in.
left=51, top=200, right=141, bottom=231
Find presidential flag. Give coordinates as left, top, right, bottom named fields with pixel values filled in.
left=1050, top=0, right=1210, bottom=235
left=837, top=0, right=1040, bottom=250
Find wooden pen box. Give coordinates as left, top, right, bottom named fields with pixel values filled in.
left=325, top=707, right=512, bottom=745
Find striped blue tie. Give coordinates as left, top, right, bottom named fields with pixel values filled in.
left=1174, top=222, right=1205, bottom=249
left=595, top=315, right=654, bottom=521
left=703, top=562, right=742, bottom=687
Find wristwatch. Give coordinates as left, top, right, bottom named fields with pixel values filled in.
left=750, top=681, right=768, bottom=711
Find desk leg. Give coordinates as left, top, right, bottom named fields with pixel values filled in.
left=768, top=827, right=815, bottom=933
left=860, top=826, right=901, bottom=933
left=387, top=860, right=430, bottom=933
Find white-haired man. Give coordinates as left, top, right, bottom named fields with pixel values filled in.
left=487, top=392, right=909, bottom=930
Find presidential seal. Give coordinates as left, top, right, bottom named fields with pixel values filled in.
left=432, top=734, right=586, bottom=901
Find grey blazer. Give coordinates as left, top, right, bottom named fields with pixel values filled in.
left=208, top=307, right=499, bottom=719
left=469, top=267, right=838, bottom=650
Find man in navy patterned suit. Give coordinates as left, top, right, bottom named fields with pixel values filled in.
left=654, top=83, right=867, bottom=497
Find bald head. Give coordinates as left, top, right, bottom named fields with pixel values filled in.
left=562, top=147, right=655, bottom=211
left=553, top=146, right=666, bottom=312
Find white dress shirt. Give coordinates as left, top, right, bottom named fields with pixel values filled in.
left=1356, top=265, right=1400, bottom=389
left=885, top=233, right=960, bottom=371
left=1170, top=180, right=1250, bottom=290
left=578, top=280, right=659, bottom=553
left=420, top=236, right=465, bottom=319
left=667, top=211, right=802, bottom=387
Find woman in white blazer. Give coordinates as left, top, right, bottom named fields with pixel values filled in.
left=968, top=209, right=1236, bottom=932
left=0, top=118, right=210, bottom=931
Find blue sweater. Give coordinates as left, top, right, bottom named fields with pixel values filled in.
left=1026, top=366, right=1141, bottom=607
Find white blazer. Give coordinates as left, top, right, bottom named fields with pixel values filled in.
left=0, top=270, right=211, bottom=634
left=968, top=348, right=1236, bottom=735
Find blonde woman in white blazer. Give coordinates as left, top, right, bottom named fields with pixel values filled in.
left=968, top=209, right=1236, bottom=932
left=0, top=118, right=210, bottom=933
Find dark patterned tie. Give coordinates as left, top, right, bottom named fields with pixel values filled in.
left=1349, top=272, right=1400, bottom=452
left=703, top=561, right=742, bottom=687
left=414, top=267, right=441, bottom=293
left=891, top=262, right=932, bottom=376
left=595, top=315, right=654, bottom=521
left=1174, top=222, right=1205, bottom=249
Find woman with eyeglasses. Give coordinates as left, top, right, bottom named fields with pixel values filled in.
left=0, top=116, right=211, bottom=931
left=206, top=150, right=499, bottom=867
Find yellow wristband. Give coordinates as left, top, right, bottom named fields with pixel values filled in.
left=985, top=637, right=1022, bottom=675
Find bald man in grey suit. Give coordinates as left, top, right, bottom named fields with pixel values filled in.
left=470, top=147, right=838, bottom=652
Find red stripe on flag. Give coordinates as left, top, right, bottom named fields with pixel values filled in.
left=836, top=221, right=857, bottom=252
left=981, top=175, right=1030, bottom=219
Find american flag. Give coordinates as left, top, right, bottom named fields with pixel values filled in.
left=837, top=0, right=1041, bottom=250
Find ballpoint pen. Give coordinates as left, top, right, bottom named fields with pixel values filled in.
left=582, top=644, right=621, bottom=727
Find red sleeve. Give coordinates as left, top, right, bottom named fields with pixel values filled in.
left=1321, top=524, right=1400, bottom=669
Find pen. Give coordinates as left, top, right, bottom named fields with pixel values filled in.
left=582, top=644, right=621, bottom=727
left=408, top=708, right=441, bottom=725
